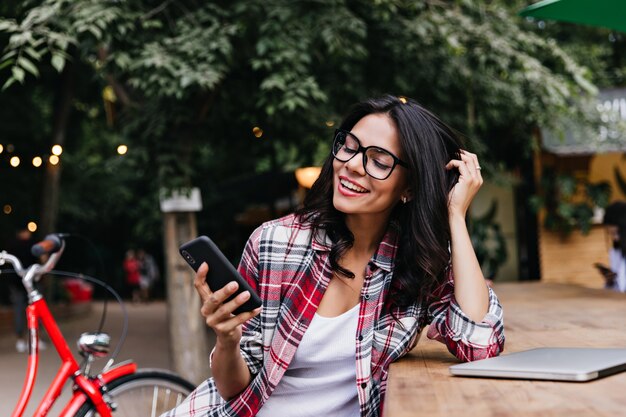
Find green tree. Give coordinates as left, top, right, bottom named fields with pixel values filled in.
left=2, top=0, right=620, bottom=373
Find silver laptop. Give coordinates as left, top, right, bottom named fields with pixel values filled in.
left=449, top=347, right=626, bottom=382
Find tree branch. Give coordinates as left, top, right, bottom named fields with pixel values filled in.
left=97, top=46, right=134, bottom=108
left=142, top=0, right=174, bottom=21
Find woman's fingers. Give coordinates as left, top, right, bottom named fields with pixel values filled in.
left=445, top=158, right=471, bottom=179
left=206, top=293, right=262, bottom=336
left=201, top=280, right=239, bottom=316
left=446, top=150, right=483, bottom=185
left=193, top=263, right=260, bottom=343
left=193, top=263, right=212, bottom=303
left=460, top=151, right=480, bottom=179
left=202, top=282, right=262, bottom=328
left=208, top=285, right=249, bottom=321
left=445, top=150, right=484, bottom=215
left=214, top=307, right=262, bottom=334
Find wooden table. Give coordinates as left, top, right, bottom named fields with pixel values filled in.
left=384, top=282, right=626, bottom=417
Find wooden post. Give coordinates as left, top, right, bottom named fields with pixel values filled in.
left=161, top=189, right=209, bottom=384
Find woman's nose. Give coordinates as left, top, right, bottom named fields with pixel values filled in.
left=345, top=153, right=366, bottom=176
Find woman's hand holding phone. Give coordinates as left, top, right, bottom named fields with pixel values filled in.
left=193, top=262, right=261, bottom=399
left=194, top=262, right=262, bottom=347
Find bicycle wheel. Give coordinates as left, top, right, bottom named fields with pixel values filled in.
left=75, top=369, right=195, bottom=417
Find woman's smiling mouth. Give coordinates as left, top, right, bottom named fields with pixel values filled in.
left=338, top=176, right=369, bottom=194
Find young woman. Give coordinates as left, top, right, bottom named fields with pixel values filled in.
left=163, top=95, right=505, bottom=417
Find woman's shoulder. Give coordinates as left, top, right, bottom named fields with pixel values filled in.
left=250, top=213, right=315, bottom=245
left=259, top=212, right=315, bottom=231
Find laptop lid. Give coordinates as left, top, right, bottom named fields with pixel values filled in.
left=449, top=347, right=626, bottom=382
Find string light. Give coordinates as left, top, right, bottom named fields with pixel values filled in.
left=325, top=121, right=335, bottom=127
left=27, top=222, right=37, bottom=232
left=10, top=156, right=20, bottom=167
left=49, top=155, right=60, bottom=165
left=32, top=156, right=42, bottom=167
left=252, top=127, right=263, bottom=138
left=117, top=145, right=128, bottom=155
left=3, top=205, right=11, bottom=214
left=51, top=145, right=63, bottom=156
left=0, top=144, right=3, bottom=153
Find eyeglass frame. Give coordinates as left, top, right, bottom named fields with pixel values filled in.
left=332, top=129, right=408, bottom=180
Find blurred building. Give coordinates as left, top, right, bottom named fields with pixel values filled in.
left=534, top=88, right=626, bottom=288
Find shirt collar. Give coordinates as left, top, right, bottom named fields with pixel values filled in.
left=311, top=228, right=333, bottom=252
left=370, top=225, right=399, bottom=272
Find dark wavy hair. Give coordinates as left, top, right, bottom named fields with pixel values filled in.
left=296, top=95, right=463, bottom=308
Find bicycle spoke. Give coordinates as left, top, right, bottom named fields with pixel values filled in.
left=151, top=386, right=158, bottom=417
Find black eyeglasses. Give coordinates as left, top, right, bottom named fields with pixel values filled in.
left=332, top=129, right=407, bottom=180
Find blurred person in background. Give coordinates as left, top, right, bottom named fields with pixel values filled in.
left=123, top=249, right=141, bottom=303
left=137, top=249, right=160, bottom=302
left=596, top=201, right=626, bottom=292
left=6, top=228, right=37, bottom=352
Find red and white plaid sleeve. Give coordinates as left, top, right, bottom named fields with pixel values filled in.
left=426, top=269, right=505, bottom=362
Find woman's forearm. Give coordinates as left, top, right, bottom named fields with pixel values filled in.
left=211, top=339, right=253, bottom=399
left=449, top=212, right=490, bottom=322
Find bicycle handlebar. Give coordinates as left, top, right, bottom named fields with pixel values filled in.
left=31, top=234, right=63, bottom=257
left=0, top=251, right=24, bottom=273
left=0, top=233, right=66, bottom=281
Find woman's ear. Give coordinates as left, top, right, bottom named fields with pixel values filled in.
left=401, top=188, right=413, bottom=203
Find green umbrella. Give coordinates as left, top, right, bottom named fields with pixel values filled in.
left=519, top=0, right=626, bottom=33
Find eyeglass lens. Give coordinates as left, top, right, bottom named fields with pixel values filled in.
left=333, top=131, right=397, bottom=180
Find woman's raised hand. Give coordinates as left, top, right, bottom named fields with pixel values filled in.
left=194, top=262, right=262, bottom=348
left=445, top=150, right=484, bottom=218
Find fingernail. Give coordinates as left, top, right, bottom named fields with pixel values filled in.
left=228, top=282, right=237, bottom=290
left=239, top=291, right=250, bottom=300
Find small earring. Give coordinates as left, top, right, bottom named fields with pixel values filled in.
left=401, top=196, right=408, bottom=204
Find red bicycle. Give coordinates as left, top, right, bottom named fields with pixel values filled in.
left=0, top=233, right=194, bottom=416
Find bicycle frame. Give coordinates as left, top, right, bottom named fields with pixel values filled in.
left=2, top=236, right=191, bottom=417
left=12, top=293, right=136, bottom=417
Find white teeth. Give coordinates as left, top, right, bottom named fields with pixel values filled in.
left=340, top=179, right=368, bottom=193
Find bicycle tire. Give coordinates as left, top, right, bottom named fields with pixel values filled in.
left=74, top=369, right=195, bottom=417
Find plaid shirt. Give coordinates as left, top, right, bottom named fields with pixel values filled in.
left=162, top=214, right=504, bottom=417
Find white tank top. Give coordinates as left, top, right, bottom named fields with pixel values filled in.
left=256, top=303, right=360, bottom=417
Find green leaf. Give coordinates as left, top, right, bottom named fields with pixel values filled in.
left=1, top=76, right=16, bottom=90
left=88, top=25, right=103, bottom=40
left=24, top=47, right=41, bottom=60
left=0, top=50, right=17, bottom=61
left=51, top=54, right=65, bottom=73
left=17, top=56, right=39, bottom=77
left=0, top=19, right=18, bottom=32
left=11, top=65, right=25, bottom=83
left=0, top=59, right=14, bottom=71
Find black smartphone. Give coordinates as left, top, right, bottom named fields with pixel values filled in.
left=594, top=263, right=615, bottom=276
left=179, top=236, right=262, bottom=315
